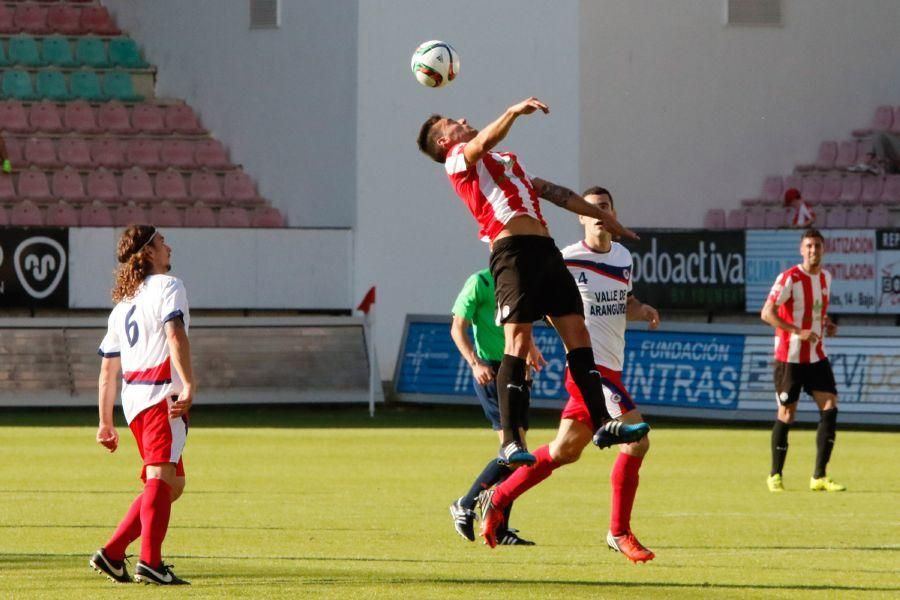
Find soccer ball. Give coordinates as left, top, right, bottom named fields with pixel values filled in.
left=410, top=40, right=460, bottom=88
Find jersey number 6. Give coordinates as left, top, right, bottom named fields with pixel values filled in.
left=125, top=306, right=140, bottom=347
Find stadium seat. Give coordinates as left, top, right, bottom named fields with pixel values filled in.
left=4, top=137, right=24, bottom=165
left=109, top=38, right=149, bottom=69
left=834, top=140, right=858, bottom=170
left=17, top=169, right=52, bottom=201
left=860, top=176, right=885, bottom=204
left=189, top=171, right=224, bottom=204
left=70, top=69, right=107, bottom=101
left=62, top=99, right=100, bottom=133
left=824, top=206, right=847, bottom=228
left=853, top=105, right=893, bottom=137
left=0, top=100, right=32, bottom=132
left=0, top=40, right=10, bottom=67
left=764, top=207, right=788, bottom=229
left=846, top=205, right=868, bottom=228
left=45, top=200, right=79, bottom=226
left=819, top=176, right=843, bottom=205
left=10, top=199, right=44, bottom=225
left=881, top=175, right=900, bottom=203
left=13, top=4, right=50, bottom=35
left=46, top=4, right=84, bottom=35
left=194, top=139, right=231, bottom=169
left=28, top=100, right=64, bottom=132
left=154, top=169, right=188, bottom=203
left=160, top=139, right=195, bottom=169
left=114, top=202, right=148, bottom=227
left=165, top=104, right=205, bottom=135
left=0, top=5, right=15, bottom=35
left=745, top=206, right=766, bottom=229
left=85, top=167, right=119, bottom=202
left=783, top=174, right=803, bottom=194
left=41, top=35, right=78, bottom=67
left=217, top=206, right=251, bottom=227
left=51, top=166, right=86, bottom=203
left=2, top=69, right=39, bottom=100
left=9, top=34, right=44, bottom=66
left=149, top=201, right=183, bottom=227
left=725, top=208, right=746, bottom=229
left=251, top=206, right=285, bottom=228
left=183, top=202, right=216, bottom=227
left=760, top=176, right=783, bottom=204
left=866, top=204, right=890, bottom=228
left=79, top=200, right=113, bottom=226
left=131, top=102, right=167, bottom=134
left=0, top=172, right=16, bottom=202
left=102, top=71, right=143, bottom=102
left=120, top=166, right=154, bottom=203
left=97, top=100, right=135, bottom=134
left=80, top=5, right=121, bottom=36
left=23, top=136, right=59, bottom=168
left=801, top=175, right=824, bottom=203
left=125, top=139, right=163, bottom=169
left=89, top=138, right=127, bottom=169
left=0, top=204, right=8, bottom=226
left=839, top=174, right=862, bottom=203
left=703, top=208, right=725, bottom=229
left=35, top=69, right=73, bottom=101
left=814, top=141, right=838, bottom=171
left=74, top=36, right=108, bottom=68
left=57, top=137, right=92, bottom=169
left=223, top=170, right=263, bottom=205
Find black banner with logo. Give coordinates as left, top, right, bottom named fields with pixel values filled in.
left=0, top=228, right=69, bottom=307
left=624, top=230, right=745, bottom=310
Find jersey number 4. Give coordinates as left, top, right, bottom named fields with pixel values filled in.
left=125, top=306, right=140, bottom=347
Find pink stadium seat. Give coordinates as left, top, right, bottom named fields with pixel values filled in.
left=764, top=207, right=788, bottom=229
left=251, top=206, right=285, bottom=228
left=149, top=201, right=184, bottom=227
left=783, top=175, right=803, bottom=193
left=90, top=138, right=127, bottom=169
left=97, top=101, right=135, bottom=134
left=183, top=203, right=216, bottom=227
left=0, top=100, right=34, bottom=133
left=114, top=202, right=148, bottom=227
left=29, top=100, right=65, bottom=133
left=703, top=208, right=725, bottom=229
left=125, top=139, right=163, bottom=170
left=57, top=137, right=93, bottom=169
left=223, top=170, right=263, bottom=205
left=24, top=137, right=60, bottom=168
left=860, top=176, right=885, bottom=205
left=839, top=175, right=862, bottom=203
left=154, top=169, right=189, bottom=204
left=725, top=208, right=746, bottom=229
left=745, top=206, right=766, bottom=229
left=45, top=200, right=79, bottom=226
left=4, top=137, right=24, bottom=166
left=51, top=167, right=86, bottom=203
left=131, top=103, right=168, bottom=134
left=165, top=104, right=204, bottom=135
left=188, top=171, right=223, bottom=204
left=824, top=206, right=847, bottom=228
left=819, top=176, right=843, bottom=205
left=85, top=168, right=120, bottom=203
left=63, top=100, right=100, bottom=134
left=80, top=200, right=113, bottom=226
left=14, top=4, right=50, bottom=34
left=867, top=204, right=890, bottom=228
left=194, top=139, right=231, bottom=169
left=0, top=173, right=16, bottom=202
left=80, top=5, right=120, bottom=35
left=10, top=199, right=44, bottom=225
left=47, top=4, right=85, bottom=35
left=760, top=176, right=783, bottom=204
left=217, top=206, right=251, bottom=227
left=845, top=205, right=868, bottom=228
left=17, top=169, right=52, bottom=201
left=853, top=106, right=893, bottom=137
left=0, top=205, right=8, bottom=226
left=814, top=141, right=838, bottom=171
left=120, top=166, right=154, bottom=203
left=801, top=176, right=824, bottom=203
left=160, top=139, right=196, bottom=169
left=0, top=5, right=15, bottom=34
left=881, top=175, right=900, bottom=203
left=834, top=141, right=858, bottom=170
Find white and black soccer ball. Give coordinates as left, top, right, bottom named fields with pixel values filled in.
left=410, top=40, right=460, bottom=88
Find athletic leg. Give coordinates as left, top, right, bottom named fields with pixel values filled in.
left=495, top=323, right=534, bottom=463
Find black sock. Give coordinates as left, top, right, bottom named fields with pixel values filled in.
left=771, top=420, right=790, bottom=476
left=814, top=408, right=838, bottom=479
left=496, top=354, right=527, bottom=445
left=566, top=347, right=612, bottom=428
left=460, top=459, right=511, bottom=509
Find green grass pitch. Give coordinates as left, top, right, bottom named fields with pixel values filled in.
left=0, top=405, right=897, bottom=599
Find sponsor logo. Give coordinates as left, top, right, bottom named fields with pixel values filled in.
left=13, top=236, right=66, bottom=299
left=631, top=238, right=743, bottom=285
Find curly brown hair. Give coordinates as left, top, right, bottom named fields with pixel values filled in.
left=112, top=225, right=157, bottom=303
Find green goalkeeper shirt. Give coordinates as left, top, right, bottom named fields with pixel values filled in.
left=451, top=269, right=505, bottom=362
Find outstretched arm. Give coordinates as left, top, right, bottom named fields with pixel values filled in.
left=463, top=97, right=549, bottom=165
left=531, top=177, right=639, bottom=240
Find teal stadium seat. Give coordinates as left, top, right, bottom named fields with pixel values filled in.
left=70, top=70, right=107, bottom=101
left=102, top=70, right=143, bottom=102
left=108, top=38, right=148, bottom=69
left=2, top=69, right=39, bottom=100
left=41, top=35, right=78, bottom=67
left=9, top=35, right=44, bottom=67
left=74, top=36, right=108, bottom=68
left=36, top=69, right=73, bottom=101
left=0, top=41, right=10, bottom=67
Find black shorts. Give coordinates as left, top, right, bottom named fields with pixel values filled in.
left=773, top=359, right=838, bottom=406
left=489, top=235, right=584, bottom=324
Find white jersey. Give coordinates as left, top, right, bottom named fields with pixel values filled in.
left=561, top=240, right=633, bottom=371
left=98, top=274, right=190, bottom=424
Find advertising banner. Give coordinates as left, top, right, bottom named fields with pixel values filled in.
left=0, top=228, right=68, bottom=308
left=875, top=229, right=900, bottom=314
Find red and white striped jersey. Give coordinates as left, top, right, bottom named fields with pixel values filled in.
left=767, top=265, right=831, bottom=363
left=444, top=142, right=547, bottom=242
left=791, top=200, right=816, bottom=227
left=98, top=274, right=191, bottom=423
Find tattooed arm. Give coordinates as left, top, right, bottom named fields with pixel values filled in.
left=530, top=177, right=639, bottom=240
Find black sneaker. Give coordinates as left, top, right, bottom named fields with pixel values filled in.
left=593, top=420, right=650, bottom=449
left=449, top=498, right=477, bottom=541
left=497, top=441, right=535, bottom=466
left=496, top=530, right=536, bottom=546
left=89, top=548, right=131, bottom=584
left=133, top=561, right=190, bottom=585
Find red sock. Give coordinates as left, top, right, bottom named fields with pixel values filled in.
left=492, top=445, right=560, bottom=509
left=610, top=453, right=643, bottom=536
left=139, top=478, right=172, bottom=566
left=104, top=493, right=143, bottom=561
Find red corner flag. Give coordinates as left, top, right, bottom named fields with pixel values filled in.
left=357, top=286, right=376, bottom=314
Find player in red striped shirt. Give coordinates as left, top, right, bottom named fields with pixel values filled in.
left=760, top=228, right=845, bottom=493
left=417, top=97, right=650, bottom=467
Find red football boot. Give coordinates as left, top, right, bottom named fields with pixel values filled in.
left=477, top=489, right=505, bottom=549
left=606, top=530, right=655, bottom=563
